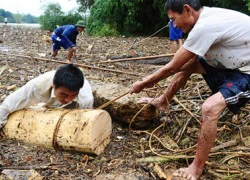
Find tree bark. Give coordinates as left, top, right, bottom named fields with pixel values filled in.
left=3, top=108, right=112, bottom=155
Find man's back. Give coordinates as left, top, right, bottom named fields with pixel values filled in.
left=183, top=7, right=250, bottom=73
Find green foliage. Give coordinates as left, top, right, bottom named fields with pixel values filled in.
left=246, top=0, right=250, bottom=11
left=13, top=13, right=22, bottom=23
left=22, top=14, right=38, bottom=23
left=87, top=0, right=167, bottom=36
left=87, top=0, right=250, bottom=37
left=39, top=3, right=84, bottom=31
left=91, top=23, right=119, bottom=36
left=39, top=3, right=64, bottom=30
left=76, top=0, right=95, bottom=11
left=0, top=8, right=38, bottom=23
left=0, top=9, right=16, bottom=23
left=205, top=0, right=250, bottom=15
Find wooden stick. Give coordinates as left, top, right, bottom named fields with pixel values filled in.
left=96, top=91, right=130, bottom=109
left=0, top=162, right=64, bottom=170
left=99, top=53, right=175, bottom=63
left=5, top=53, right=141, bottom=76
left=211, top=139, right=239, bottom=153
left=173, top=96, right=200, bottom=124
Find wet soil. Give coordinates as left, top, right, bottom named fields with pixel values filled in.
left=0, top=26, right=250, bottom=180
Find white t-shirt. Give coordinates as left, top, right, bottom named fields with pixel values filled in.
left=0, top=71, right=94, bottom=128
left=183, top=7, right=250, bottom=74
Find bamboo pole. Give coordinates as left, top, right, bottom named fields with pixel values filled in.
left=5, top=53, right=141, bottom=76
left=99, top=53, right=174, bottom=63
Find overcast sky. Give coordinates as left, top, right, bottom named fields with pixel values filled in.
left=1, top=0, right=79, bottom=16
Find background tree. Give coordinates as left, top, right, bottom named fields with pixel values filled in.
left=87, top=0, right=167, bottom=36
left=13, top=13, right=22, bottom=24
left=39, top=3, right=64, bottom=30
left=0, top=9, right=16, bottom=23
left=205, top=0, right=250, bottom=14
left=22, top=14, right=38, bottom=24
left=86, top=0, right=250, bottom=36
left=76, top=0, right=95, bottom=12
left=39, top=3, right=85, bottom=31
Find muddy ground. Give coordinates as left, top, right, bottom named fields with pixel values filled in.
left=0, top=25, right=250, bottom=180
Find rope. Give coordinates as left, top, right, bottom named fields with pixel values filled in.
left=52, top=110, right=71, bottom=150
left=129, top=25, right=168, bottom=50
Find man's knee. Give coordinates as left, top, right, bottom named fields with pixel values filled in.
left=201, top=100, right=225, bottom=122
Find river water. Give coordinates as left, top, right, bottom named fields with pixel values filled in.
left=0, top=23, right=40, bottom=28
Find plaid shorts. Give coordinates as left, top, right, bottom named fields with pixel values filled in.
left=199, top=57, right=250, bottom=114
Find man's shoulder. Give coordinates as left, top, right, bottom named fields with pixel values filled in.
left=31, top=71, right=55, bottom=88
left=65, top=25, right=76, bottom=29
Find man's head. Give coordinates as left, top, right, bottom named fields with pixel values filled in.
left=75, top=20, right=86, bottom=32
left=165, top=0, right=202, bottom=33
left=53, top=64, right=84, bottom=104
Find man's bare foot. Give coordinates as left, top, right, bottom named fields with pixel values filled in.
left=137, top=96, right=168, bottom=111
left=50, top=56, right=58, bottom=60
left=172, top=166, right=201, bottom=180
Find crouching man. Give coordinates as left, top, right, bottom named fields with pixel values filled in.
left=0, top=64, right=94, bottom=131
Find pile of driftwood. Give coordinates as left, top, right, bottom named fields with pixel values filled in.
left=0, top=26, right=250, bottom=179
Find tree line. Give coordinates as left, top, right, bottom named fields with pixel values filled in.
left=6, top=0, right=249, bottom=37
left=0, top=9, right=38, bottom=24
left=84, top=0, right=250, bottom=36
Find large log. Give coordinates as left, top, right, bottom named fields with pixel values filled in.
left=3, top=108, right=112, bottom=155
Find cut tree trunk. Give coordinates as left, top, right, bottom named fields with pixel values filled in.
left=3, top=108, right=112, bottom=155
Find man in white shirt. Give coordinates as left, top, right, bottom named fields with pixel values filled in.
left=0, top=64, right=94, bottom=129
left=130, top=0, right=250, bottom=179
left=4, top=17, right=7, bottom=25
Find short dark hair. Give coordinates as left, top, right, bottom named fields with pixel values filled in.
left=53, top=64, right=84, bottom=91
left=165, top=0, right=202, bottom=14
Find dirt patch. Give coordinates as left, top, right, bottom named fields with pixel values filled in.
left=0, top=26, right=250, bottom=179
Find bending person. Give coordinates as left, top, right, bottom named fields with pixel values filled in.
left=130, top=0, right=250, bottom=179
left=0, top=64, right=94, bottom=129
left=51, top=20, right=86, bottom=63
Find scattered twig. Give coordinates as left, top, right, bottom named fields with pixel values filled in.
left=207, top=169, right=226, bottom=179
left=0, top=162, right=64, bottom=170
left=3, top=53, right=141, bottom=76
left=173, top=96, right=200, bottom=124
left=100, top=53, right=174, bottom=63
left=211, top=139, right=239, bottom=153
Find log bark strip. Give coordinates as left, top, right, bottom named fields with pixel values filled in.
left=3, top=108, right=112, bottom=155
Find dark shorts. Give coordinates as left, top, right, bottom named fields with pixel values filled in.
left=198, top=57, right=250, bottom=114
left=51, top=34, right=70, bottom=51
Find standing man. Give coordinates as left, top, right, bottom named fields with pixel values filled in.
left=0, top=64, right=94, bottom=129
left=4, top=17, right=8, bottom=25
left=130, top=0, right=250, bottom=179
left=51, top=20, right=86, bottom=63
left=168, top=19, right=183, bottom=53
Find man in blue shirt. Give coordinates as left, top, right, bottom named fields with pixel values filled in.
left=51, top=20, right=85, bottom=63
left=168, top=19, right=183, bottom=53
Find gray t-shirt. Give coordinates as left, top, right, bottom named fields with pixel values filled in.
left=183, top=7, right=250, bottom=74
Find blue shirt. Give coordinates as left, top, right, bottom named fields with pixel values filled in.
left=54, top=25, right=79, bottom=48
